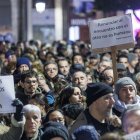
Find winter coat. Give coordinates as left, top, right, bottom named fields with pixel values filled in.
left=0, top=115, right=25, bottom=140
left=16, top=86, right=43, bottom=105
left=20, top=128, right=43, bottom=140
left=113, top=94, right=140, bottom=117
left=69, top=109, right=119, bottom=136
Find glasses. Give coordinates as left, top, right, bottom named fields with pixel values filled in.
left=25, top=80, right=37, bottom=84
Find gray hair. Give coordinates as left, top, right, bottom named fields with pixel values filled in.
left=23, top=104, right=41, bottom=119
left=121, top=104, right=140, bottom=133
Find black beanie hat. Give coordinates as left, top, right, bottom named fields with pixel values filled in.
left=42, top=121, right=69, bottom=140
left=86, top=82, right=113, bottom=106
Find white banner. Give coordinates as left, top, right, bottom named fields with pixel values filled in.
left=0, top=75, right=15, bottom=114
left=89, top=14, right=134, bottom=49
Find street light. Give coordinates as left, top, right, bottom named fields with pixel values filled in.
left=35, top=0, right=46, bottom=13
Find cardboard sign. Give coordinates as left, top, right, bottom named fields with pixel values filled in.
left=124, top=130, right=140, bottom=140
left=89, top=14, right=134, bottom=49
left=0, top=75, right=15, bottom=114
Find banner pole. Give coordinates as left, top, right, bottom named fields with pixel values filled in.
left=111, top=46, right=118, bottom=83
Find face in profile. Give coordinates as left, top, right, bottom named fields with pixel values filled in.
left=94, top=93, right=115, bottom=118
left=69, top=87, right=83, bottom=104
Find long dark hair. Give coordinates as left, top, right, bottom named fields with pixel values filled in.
left=55, top=85, right=82, bottom=108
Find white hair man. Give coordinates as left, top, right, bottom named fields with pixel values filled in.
left=21, top=104, right=43, bottom=139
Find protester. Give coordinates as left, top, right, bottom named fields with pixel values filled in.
left=71, top=71, right=88, bottom=93
left=114, top=77, right=140, bottom=116
left=0, top=99, right=25, bottom=140
left=28, top=93, right=49, bottom=119
left=13, top=57, right=31, bottom=84
left=20, top=104, right=43, bottom=140
left=99, top=67, right=114, bottom=87
left=55, top=85, right=84, bottom=108
left=70, top=82, right=119, bottom=136
left=57, top=57, right=71, bottom=82
left=44, top=61, right=68, bottom=96
left=71, top=125, right=99, bottom=140
left=44, top=109, right=65, bottom=126
left=1, top=33, right=140, bottom=139
left=122, top=104, right=140, bottom=134
left=62, top=103, right=84, bottom=130
left=41, top=121, right=69, bottom=140
left=116, top=63, right=127, bottom=79
left=72, top=53, right=85, bottom=66
left=117, top=54, right=129, bottom=69
left=127, top=53, right=138, bottom=78
left=134, top=72, right=140, bottom=96
left=16, top=70, right=41, bottom=105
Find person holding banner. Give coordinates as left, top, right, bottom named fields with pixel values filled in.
left=0, top=99, right=25, bottom=140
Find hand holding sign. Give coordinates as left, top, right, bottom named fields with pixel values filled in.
left=88, top=14, right=134, bottom=82
left=89, top=14, right=134, bottom=50
left=12, top=98, right=23, bottom=121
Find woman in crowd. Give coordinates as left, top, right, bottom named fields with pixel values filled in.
left=55, top=85, right=85, bottom=109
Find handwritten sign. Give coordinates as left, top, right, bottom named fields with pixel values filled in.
left=0, top=75, right=15, bottom=113
left=89, top=14, right=134, bottom=49
left=124, top=130, right=140, bottom=140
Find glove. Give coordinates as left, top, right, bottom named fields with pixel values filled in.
left=11, top=98, right=24, bottom=122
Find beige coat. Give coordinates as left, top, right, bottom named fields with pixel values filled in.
left=0, top=115, right=25, bottom=140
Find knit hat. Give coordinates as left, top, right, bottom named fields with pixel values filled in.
left=114, top=77, right=137, bottom=95
left=127, top=53, right=137, bottom=63
left=16, top=57, right=31, bottom=68
left=5, top=50, right=15, bottom=59
left=86, top=82, right=113, bottom=106
left=42, top=121, right=69, bottom=140
left=71, top=125, right=99, bottom=140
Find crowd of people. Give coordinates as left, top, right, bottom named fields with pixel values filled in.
left=0, top=32, right=140, bottom=140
